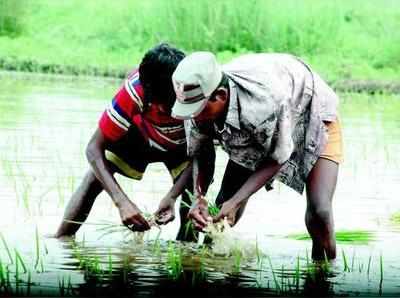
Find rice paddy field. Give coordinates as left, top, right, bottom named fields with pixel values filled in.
left=0, top=72, right=399, bottom=297
left=1, top=0, right=400, bottom=296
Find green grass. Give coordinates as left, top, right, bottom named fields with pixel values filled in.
left=287, top=230, right=375, bottom=244
left=390, top=211, right=400, bottom=224
left=0, top=0, right=399, bottom=81
left=166, top=241, right=183, bottom=280
left=0, top=0, right=26, bottom=36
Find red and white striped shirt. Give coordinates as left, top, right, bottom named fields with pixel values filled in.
left=99, top=69, right=186, bottom=151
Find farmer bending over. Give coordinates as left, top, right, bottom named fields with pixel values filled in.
left=171, top=52, right=343, bottom=260
left=55, top=44, right=214, bottom=241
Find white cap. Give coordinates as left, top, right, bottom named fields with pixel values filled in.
left=171, top=52, right=222, bottom=119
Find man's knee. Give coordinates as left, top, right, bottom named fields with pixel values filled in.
left=306, top=204, right=332, bottom=225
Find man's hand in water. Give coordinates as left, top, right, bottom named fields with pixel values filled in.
left=188, top=196, right=211, bottom=231
left=154, top=196, right=176, bottom=225
left=118, top=199, right=150, bottom=232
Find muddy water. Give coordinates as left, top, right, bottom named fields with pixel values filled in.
left=0, top=72, right=399, bottom=296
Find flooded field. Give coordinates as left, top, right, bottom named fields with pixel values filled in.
left=0, top=72, right=399, bottom=297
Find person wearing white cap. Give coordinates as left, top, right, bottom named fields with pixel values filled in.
left=171, top=51, right=343, bottom=260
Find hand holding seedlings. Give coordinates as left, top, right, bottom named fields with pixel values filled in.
left=213, top=198, right=242, bottom=226
left=154, top=196, right=176, bottom=225
left=118, top=199, right=151, bottom=232
left=188, top=196, right=212, bottom=231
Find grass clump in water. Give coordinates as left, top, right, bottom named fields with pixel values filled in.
left=166, top=241, right=183, bottom=280
left=287, top=230, right=375, bottom=244
left=390, top=211, right=400, bottom=225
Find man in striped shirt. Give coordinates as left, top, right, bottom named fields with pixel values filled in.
left=55, top=44, right=214, bottom=240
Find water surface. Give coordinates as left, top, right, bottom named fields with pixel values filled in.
left=0, top=72, right=399, bottom=296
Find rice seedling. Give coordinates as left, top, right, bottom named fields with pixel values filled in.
left=122, top=255, right=130, bottom=284
left=58, top=275, right=65, bottom=296
left=5, top=264, right=10, bottom=290
left=15, top=249, right=27, bottom=274
left=232, top=248, right=242, bottom=274
left=0, top=232, right=13, bottom=264
left=79, top=254, right=103, bottom=277
left=36, top=185, right=55, bottom=216
left=39, top=259, right=44, bottom=273
left=342, top=249, right=350, bottom=272
left=351, top=249, right=356, bottom=272
left=294, top=255, right=300, bottom=293
left=198, top=246, right=207, bottom=281
left=190, top=247, right=208, bottom=286
left=34, top=226, right=40, bottom=270
left=66, top=275, right=74, bottom=295
left=266, top=255, right=281, bottom=293
left=64, top=219, right=157, bottom=241
left=390, top=211, right=400, bottom=225
left=15, top=160, right=32, bottom=213
left=379, top=253, right=384, bottom=295
left=26, top=270, right=31, bottom=296
left=0, top=256, right=5, bottom=287
left=367, top=255, right=372, bottom=278
left=287, top=230, right=375, bottom=244
left=107, top=249, right=113, bottom=278
left=255, top=236, right=262, bottom=265
left=71, top=242, right=103, bottom=278
left=1, top=157, right=13, bottom=177
left=166, top=241, right=183, bottom=280
left=255, top=258, right=264, bottom=288
left=182, top=220, right=198, bottom=242
left=184, top=189, right=221, bottom=216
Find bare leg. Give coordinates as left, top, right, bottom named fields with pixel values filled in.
left=305, top=157, right=338, bottom=260
left=55, top=169, right=104, bottom=237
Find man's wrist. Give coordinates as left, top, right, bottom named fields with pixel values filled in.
left=112, top=192, right=129, bottom=208
left=163, top=195, right=178, bottom=203
left=194, top=196, right=208, bottom=208
left=230, top=195, right=243, bottom=207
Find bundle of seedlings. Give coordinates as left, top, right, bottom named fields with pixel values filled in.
left=183, top=190, right=258, bottom=258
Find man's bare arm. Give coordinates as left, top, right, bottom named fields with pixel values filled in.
left=214, top=159, right=282, bottom=224
left=188, top=141, right=216, bottom=230
left=86, top=128, right=150, bottom=231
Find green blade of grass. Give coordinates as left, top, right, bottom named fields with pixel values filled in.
left=379, top=253, right=384, bottom=295
left=342, top=249, right=350, bottom=272
left=0, top=232, right=13, bottom=264
left=287, top=230, right=375, bottom=244
left=266, top=255, right=281, bottom=293
left=34, top=226, right=40, bottom=270
left=367, top=255, right=372, bottom=278
left=15, top=249, right=27, bottom=274
left=0, top=256, right=5, bottom=286
left=294, top=255, right=300, bottom=293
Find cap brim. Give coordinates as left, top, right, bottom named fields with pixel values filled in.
left=171, top=97, right=209, bottom=120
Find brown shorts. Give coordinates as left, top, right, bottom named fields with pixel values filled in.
left=320, top=118, right=344, bottom=164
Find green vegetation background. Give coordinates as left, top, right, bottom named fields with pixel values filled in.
left=0, top=0, right=399, bottom=81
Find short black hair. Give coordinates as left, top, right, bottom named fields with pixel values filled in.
left=139, top=43, right=185, bottom=108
